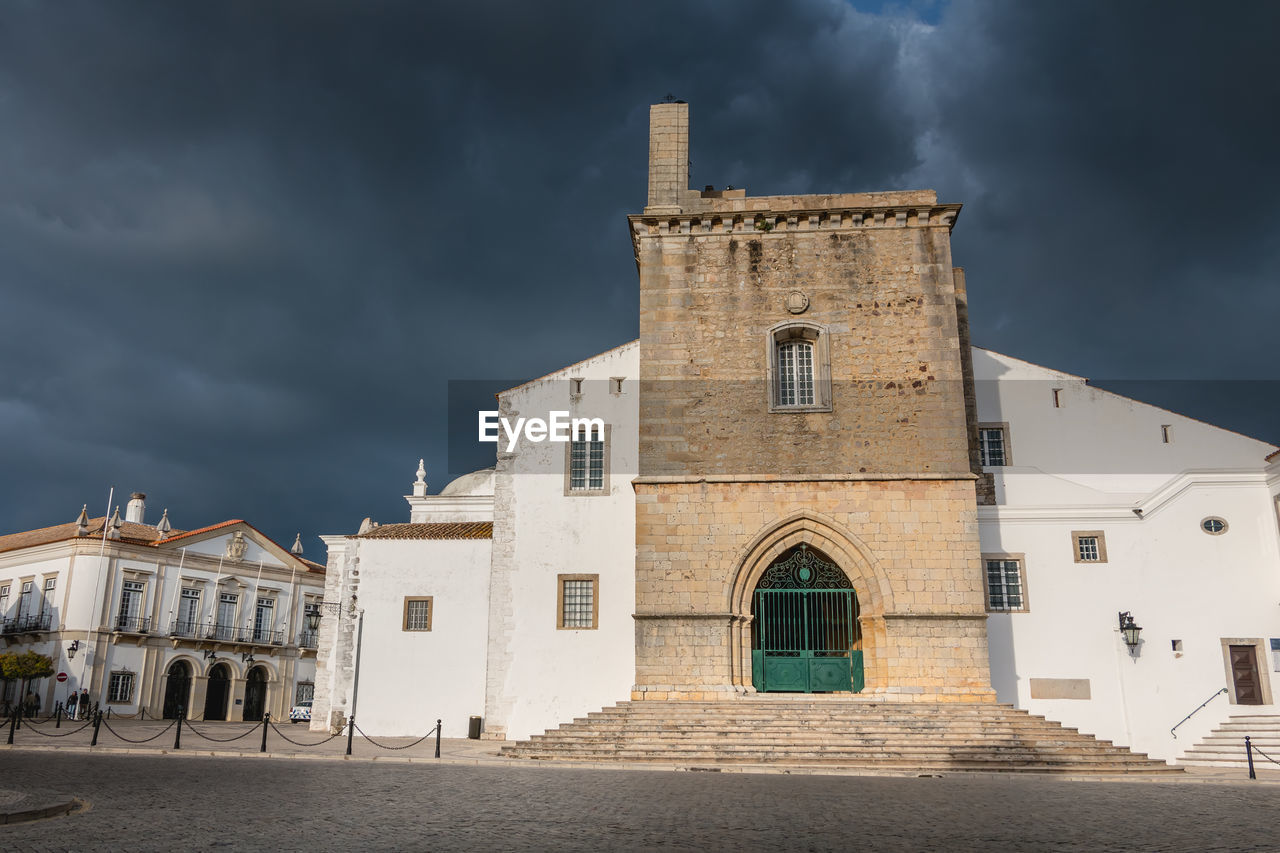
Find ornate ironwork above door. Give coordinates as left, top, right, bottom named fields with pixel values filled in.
left=755, top=544, right=851, bottom=591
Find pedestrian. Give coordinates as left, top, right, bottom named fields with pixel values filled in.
left=66, top=691, right=79, bottom=718
left=79, top=688, right=89, bottom=720
left=30, top=691, right=41, bottom=718
left=23, top=691, right=36, bottom=716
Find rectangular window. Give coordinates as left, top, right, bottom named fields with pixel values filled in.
left=983, top=557, right=1027, bottom=612
left=253, top=598, right=275, bottom=641
left=296, top=681, right=315, bottom=704
left=1161, top=425, right=1172, bottom=443
left=0, top=585, right=10, bottom=619
left=1051, top=388, right=1062, bottom=408
left=17, top=581, right=32, bottom=621
left=565, top=426, right=609, bottom=495
left=40, top=577, right=56, bottom=619
left=978, top=424, right=1010, bottom=467
left=776, top=340, right=816, bottom=407
left=403, top=597, right=433, bottom=631
left=557, top=574, right=599, bottom=629
left=177, top=588, right=201, bottom=634
left=216, top=593, right=238, bottom=640
left=116, top=580, right=145, bottom=631
left=1072, top=531, right=1108, bottom=563
left=107, top=671, right=135, bottom=704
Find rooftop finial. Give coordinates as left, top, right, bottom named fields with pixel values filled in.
left=107, top=506, right=123, bottom=540
left=291, top=533, right=304, bottom=556
left=412, top=459, right=428, bottom=497
left=156, top=508, right=172, bottom=539
left=75, top=504, right=90, bottom=536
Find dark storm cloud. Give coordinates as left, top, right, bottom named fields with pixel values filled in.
left=1, top=1, right=1276, bottom=547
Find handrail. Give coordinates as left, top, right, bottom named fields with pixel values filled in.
left=1171, top=687, right=1228, bottom=739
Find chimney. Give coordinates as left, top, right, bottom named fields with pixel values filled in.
left=125, top=492, right=146, bottom=524
left=646, top=100, right=690, bottom=213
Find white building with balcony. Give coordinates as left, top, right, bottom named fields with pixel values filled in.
left=0, top=492, right=325, bottom=721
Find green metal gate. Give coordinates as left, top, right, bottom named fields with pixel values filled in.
left=750, top=545, right=863, bottom=693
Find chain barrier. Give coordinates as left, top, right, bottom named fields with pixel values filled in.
left=99, top=717, right=178, bottom=744
left=180, top=721, right=261, bottom=743
left=351, top=720, right=440, bottom=751
left=14, top=718, right=96, bottom=738
left=267, top=720, right=343, bottom=747
left=1249, top=741, right=1280, bottom=767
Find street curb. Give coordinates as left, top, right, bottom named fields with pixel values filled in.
left=3, top=744, right=1276, bottom=785
left=0, top=793, right=83, bottom=825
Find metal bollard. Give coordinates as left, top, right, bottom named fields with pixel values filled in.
left=260, top=712, right=270, bottom=753
left=14, top=706, right=20, bottom=731
left=7, top=712, right=15, bottom=745
left=435, top=719, right=442, bottom=758
left=346, top=716, right=355, bottom=757
left=55, top=704, right=62, bottom=729
left=1246, top=735, right=1256, bottom=780
left=174, top=710, right=183, bottom=751
left=91, top=711, right=102, bottom=747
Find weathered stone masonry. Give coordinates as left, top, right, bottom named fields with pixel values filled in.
left=631, top=101, right=994, bottom=702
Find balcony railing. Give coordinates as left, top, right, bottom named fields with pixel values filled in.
left=1, top=614, right=52, bottom=634
left=168, top=619, right=201, bottom=638
left=196, top=623, right=284, bottom=645
left=113, top=616, right=151, bottom=634
left=298, top=630, right=319, bottom=649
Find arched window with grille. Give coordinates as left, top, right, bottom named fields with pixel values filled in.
left=767, top=322, right=832, bottom=412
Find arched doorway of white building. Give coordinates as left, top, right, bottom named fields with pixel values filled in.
left=750, top=544, right=863, bottom=693
left=162, top=660, right=192, bottom=719
left=242, top=666, right=268, bottom=721
left=204, top=663, right=231, bottom=721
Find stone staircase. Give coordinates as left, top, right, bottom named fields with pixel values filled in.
left=1181, top=713, right=1280, bottom=770
left=501, top=698, right=1181, bottom=774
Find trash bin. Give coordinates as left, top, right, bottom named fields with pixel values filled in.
left=468, top=715, right=482, bottom=739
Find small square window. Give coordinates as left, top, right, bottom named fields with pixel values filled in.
left=557, top=574, right=599, bottom=630
left=403, top=597, right=433, bottom=632
left=1161, top=425, right=1173, bottom=443
left=978, top=423, right=1010, bottom=467
left=982, top=556, right=1027, bottom=612
left=107, top=671, right=135, bottom=704
left=1072, top=531, right=1108, bottom=563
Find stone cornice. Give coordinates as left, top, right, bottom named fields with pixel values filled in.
left=632, top=472, right=977, bottom=486
left=629, top=203, right=962, bottom=252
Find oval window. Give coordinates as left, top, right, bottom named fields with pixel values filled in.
left=1201, top=517, right=1228, bottom=535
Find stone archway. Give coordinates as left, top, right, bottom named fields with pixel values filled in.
left=728, top=512, right=895, bottom=693
left=203, top=663, right=231, bottom=721
left=243, top=666, right=268, bottom=721
left=162, top=660, right=193, bottom=719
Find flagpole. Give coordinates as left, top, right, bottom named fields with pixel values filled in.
left=82, top=487, right=114, bottom=699
left=167, top=548, right=186, bottom=632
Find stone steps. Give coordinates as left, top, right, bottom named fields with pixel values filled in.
left=501, top=699, right=1179, bottom=774
left=1181, top=713, right=1280, bottom=768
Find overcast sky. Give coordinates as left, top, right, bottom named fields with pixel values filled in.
left=2, top=0, right=1277, bottom=550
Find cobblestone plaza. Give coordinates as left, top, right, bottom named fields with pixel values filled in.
left=2, top=750, right=1277, bottom=851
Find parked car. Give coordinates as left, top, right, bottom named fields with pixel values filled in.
left=289, top=700, right=312, bottom=723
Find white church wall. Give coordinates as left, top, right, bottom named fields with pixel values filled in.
left=978, top=350, right=1280, bottom=762
left=344, top=538, right=491, bottom=738
left=973, top=348, right=1275, bottom=506
left=487, top=342, right=639, bottom=740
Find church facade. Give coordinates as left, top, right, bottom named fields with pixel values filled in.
left=312, top=103, right=1280, bottom=763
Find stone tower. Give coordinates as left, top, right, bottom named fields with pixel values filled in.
left=630, top=101, right=994, bottom=702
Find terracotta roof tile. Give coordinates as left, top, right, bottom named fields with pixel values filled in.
left=354, top=522, right=493, bottom=540
left=0, top=517, right=187, bottom=555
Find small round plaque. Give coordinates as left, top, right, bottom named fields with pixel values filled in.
left=798, top=567, right=812, bottom=582
left=785, top=291, right=809, bottom=314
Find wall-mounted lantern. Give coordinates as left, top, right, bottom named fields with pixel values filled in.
left=66, top=640, right=80, bottom=659
left=1118, top=611, right=1143, bottom=652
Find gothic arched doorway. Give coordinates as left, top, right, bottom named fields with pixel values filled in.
left=242, top=666, right=268, bottom=721
left=162, top=660, right=192, bottom=719
left=204, top=663, right=231, bottom=721
left=751, top=544, right=863, bottom=693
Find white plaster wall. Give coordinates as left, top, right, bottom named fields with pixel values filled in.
left=978, top=348, right=1280, bottom=762
left=489, top=343, right=639, bottom=740
left=347, top=538, right=491, bottom=738
left=973, top=348, right=1275, bottom=504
